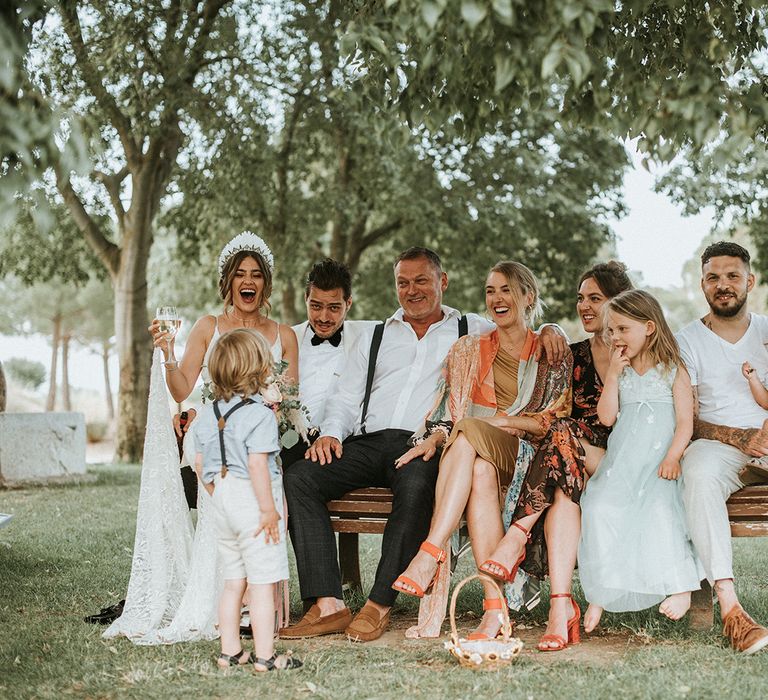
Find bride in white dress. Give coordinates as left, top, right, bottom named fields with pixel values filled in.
left=105, top=232, right=299, bottom=644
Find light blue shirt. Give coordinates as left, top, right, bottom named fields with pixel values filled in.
left=192, top=394, right=280, bottom=484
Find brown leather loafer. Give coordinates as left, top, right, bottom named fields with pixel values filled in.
left=279, top=604, right=352, bottom=639
left=722, top=604, right=768, bottom=655
left=345, top=603, right=391, bottom=643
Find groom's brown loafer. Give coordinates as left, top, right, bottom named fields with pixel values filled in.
left=279, top=604, right=352, bottom=639
left=722, top=605, right=768, bottom=655
left=345, top=603, right=391, bottom=643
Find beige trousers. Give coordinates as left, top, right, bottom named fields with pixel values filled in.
left=681, top=439, right=747, bottom=583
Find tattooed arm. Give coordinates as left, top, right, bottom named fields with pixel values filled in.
left=691, top=386, right=768, bottom=457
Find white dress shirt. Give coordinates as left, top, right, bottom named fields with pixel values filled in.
left=293, top=320, right=377, bottom=428
left=321, top=306, right=493, bottom=441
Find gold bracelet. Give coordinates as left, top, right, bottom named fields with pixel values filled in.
left=163, top=360, right=179, bottom=371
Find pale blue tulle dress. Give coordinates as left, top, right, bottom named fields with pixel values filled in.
left=578, top=365, right=702, bottom=612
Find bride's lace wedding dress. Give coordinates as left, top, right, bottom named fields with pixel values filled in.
left=103, top=351, right=220, bottom=644
left=104, top=350, right=290, bottom=645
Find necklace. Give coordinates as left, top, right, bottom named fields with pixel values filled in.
left=497, top=329, right=526, bottom=355
left=227, top=310, right=264, bottom=329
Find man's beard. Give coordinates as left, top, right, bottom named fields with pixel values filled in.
left=708, top=290, right=748, bottom=318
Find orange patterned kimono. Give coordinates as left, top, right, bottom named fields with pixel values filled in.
left=408, top=329, right=572, bottom=638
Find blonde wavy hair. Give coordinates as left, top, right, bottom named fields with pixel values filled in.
left=207, top=328, right=272, bottom=401
left=605, top=289, right=682, bottom=372
left=489, top=260, right=543, bottom=325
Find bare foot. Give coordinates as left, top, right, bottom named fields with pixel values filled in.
left=538, top=596, right=573, bottom=650
left=393, top=547, right=439, bottom=595
left=481, top=525, right=528, bottom=579
left=659, top=592, right=691, bottom=621
left=584, top=603, right=603, bottom=633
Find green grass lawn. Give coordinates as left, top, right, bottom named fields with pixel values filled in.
left=2, top=465, right=768, bottom=699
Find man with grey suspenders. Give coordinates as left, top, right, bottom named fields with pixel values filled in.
left=281, top=247, right=566, bottom=642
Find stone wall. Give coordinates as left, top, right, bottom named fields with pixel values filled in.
left=0, top=412, right=86, bottom=486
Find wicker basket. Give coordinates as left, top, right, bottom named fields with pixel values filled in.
left=444, top=574, right=524, bottom=669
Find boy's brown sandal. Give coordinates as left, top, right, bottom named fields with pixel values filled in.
left=722, top=605, right=768, bottom=655
left=279, top=604, right=352, bottom=639
left=345, top=603, right=390, bottom=643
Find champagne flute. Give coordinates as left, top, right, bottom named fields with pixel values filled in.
left=156, top=306, right=181, bottom=347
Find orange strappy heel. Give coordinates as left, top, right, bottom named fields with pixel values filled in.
left=538, top=593, right=581, bottom=652
left=467, top=597, right=510, bottom=640
left=479, top=521, right=530, bottom=583
left=391, top=541, right=447, bottom=598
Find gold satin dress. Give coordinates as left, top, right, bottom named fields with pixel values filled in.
left=441, top=347, right=521, bottom=503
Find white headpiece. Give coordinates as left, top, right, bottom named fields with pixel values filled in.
left=217, top=231, right=274, bottom=276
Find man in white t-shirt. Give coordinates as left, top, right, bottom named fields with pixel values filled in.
left=283, top=259, right=377, bottom=468
left=677, top=241, right=768, bottom=655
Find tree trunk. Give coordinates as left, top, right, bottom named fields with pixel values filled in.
left=281, top=280, right=299, bottom=325
left=113, top=234, right=153, bottom=463
left=46, top=314, right=61, bottom=411
left=0, top=361, right=6, bottom=412
left=102, top=342, right=115, bottom=421
left=61, top=333, right=72, bottom=411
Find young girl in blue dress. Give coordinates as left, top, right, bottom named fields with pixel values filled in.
left=578, top=290, right=702, bottom=632
left=192, top=328, right=302, bottom=671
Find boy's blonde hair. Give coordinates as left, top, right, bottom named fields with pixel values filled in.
left=489, top=260, right=543, bottom=325
left=605, top=289, right=682, bottom=371
left=208, top=328, right=272, bottom=401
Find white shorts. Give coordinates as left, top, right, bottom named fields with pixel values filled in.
left=211, top=473, right=289, bottom=584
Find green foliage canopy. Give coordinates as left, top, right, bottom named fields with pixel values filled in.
left=344, top=0, right=768, bottom=159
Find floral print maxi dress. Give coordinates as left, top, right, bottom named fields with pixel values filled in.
left=509, top=338, right=610, bottom=582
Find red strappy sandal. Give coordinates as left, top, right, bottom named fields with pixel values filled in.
left=391, top=541, right=447, bottom=599
left=467, top=597, right=510, bottom=640
left=479, top=522, right=531, bottom=583
left=538, top=593, right=581, bottom=652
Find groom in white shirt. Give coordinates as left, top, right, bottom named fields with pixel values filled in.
left=283, top=259, right=377, bottom=468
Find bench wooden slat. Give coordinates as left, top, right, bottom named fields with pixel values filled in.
left=327, top=501, right=393, bottom=516
left=726, top=503, right=768, bottom=520
left=337, top=488, right=394, bottom=501
left=727, top=493, right=768, bottom=504
left=730, top=522, right=768, bottom=537
left=332, top=521, right=388, bottom=534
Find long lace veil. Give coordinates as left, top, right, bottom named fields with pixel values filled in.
left=103, top=350, right=194, bottom=641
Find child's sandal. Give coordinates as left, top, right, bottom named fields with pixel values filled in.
left=217, top=649, right=252, bottom=667
left=253, top=652, right=303, bottom=672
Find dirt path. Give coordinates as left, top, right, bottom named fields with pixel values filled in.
left=292, top=612, right=644, bottom=666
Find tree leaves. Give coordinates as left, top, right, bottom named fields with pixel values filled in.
left=461, top=1, right=487, bottom=30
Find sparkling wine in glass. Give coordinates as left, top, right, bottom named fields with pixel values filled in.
left=156, top=306, right=181, bottom=338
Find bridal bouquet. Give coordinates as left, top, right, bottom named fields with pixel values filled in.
left=260, top=360, right=316, bottom=448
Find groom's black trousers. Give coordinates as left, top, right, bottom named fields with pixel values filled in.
left=284, top=429, right=440, bottom=607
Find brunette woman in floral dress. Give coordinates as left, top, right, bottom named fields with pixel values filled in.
left=485, top=261, right=633, bottom=650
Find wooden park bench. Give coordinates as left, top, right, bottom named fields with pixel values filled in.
left=329, top=485, right=768, bottom=628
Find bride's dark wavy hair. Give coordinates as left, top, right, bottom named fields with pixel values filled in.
left=218, top=250, right=272, bottom=316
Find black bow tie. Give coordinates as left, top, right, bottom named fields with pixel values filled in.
left=310, top=326, right=343, bottom=347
